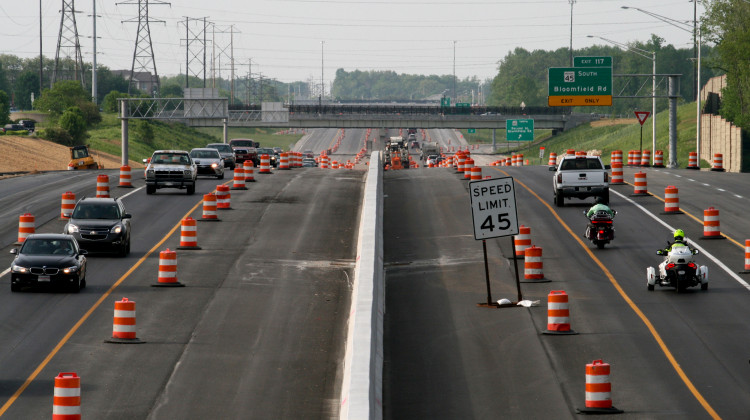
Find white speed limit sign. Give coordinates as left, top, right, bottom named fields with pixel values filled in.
left=469, top=176, right=519, bottom=240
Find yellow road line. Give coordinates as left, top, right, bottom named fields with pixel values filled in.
left=496, top=168, right=721, bottom=420
left=0, top=201, right=204, bottom=417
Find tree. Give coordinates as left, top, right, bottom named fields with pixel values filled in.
left=0, top=90, right=10, bottom=125
left=703, top=0, right=750, bottom=129
left=0, top=63, right=9, bottom=99
left=14, top=71, right=39, bottom=110
left=160, top=83, right=183, bottom=97
left=59, top=106, right=87, bottom=144
left=33, top=80, right=91, bottom=115
left=95, top=67, right=129, bottom=103
left=102, top=90, right=129, bottom=113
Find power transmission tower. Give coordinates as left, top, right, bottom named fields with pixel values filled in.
left=118, top=0, right=169, bottom=96
left=52, top=0, right=86, bottom=88
left=211, top=24, right=238, bottom=103
left=180, top=17, right=209, bottom=88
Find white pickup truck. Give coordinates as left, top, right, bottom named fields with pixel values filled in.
left=550, top=155, right=610, bottom=207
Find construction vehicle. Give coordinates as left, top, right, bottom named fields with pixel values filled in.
left=420, top=142, right=440, bottom=160
left=384, top=136, right=410, bottom=169
left=67, top=145, right=101, bottom=170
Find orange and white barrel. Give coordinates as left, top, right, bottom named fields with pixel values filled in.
left=610, top=150, right=622, bottom=165
left=112, top=297, right=137, bottom=340
left=332, top=160, right=340, bottom=169
left=243, top=160, right=256, bottom=182
left=517, top=154, right=525, bottom=166
left=566, top=148, right=575, bottom=156
left=653, top=150, right=664, bottom=167
left=640, top=150, right=651, bottom=166
left=155, top=248, right=183, bottom=286
left=632, top=150, right=641, bottom=167
left=96, top=174, right=110, bottom=198
left=216, top=184, right=231, bottom=209
left=664, top=186, right=680, bottom=213
left=546, top=290, right=572, bottom=332
left=231, top=166, right=246, bottom=190
left=711, top=153, right=725, bottom=171
left=118, top=165, right=133, bottom=187
left=470, top=166, right=482, bottom=180
left=320, top=155, right=329, bottom=169
left=514, top=225, right=531, bottom=257
left=17, top=213, right=35, bottom=244
left=633, top=171, right=648, bottom=195
left=687, top=151, right=699, bottom=169
left=524, top=246, right=544, bottom=280
left=463, top=158, right=474, bottom=179
left=60, top=191, right=76, bottom=219
left=744, top=240, right=750, bottom=272
left=585, top=360, right=614, bottom=409
left=457, top=154, right=466, bottom=173
left=548, top=152, right=557, bottom=166
left=178, top=217, right=200, bottom=249
left=279, top=152, right=290, bottom=170
left=202, top=193, right=219, bottom=220
left=610, top=163, right=623, bottom=185
left=703, top=207, right=721, bottom=238
left=259, top=154, right=271, bottom=174
left=53, top=372, right=81, bottom=420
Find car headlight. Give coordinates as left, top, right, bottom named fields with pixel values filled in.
left=67, top=223, right=79, bottom=233
left=146, top=169, right=155, bottom=178
left=11, top=264, right=28, bottom=274
left=62, top=266, right=79, bottom=274
left=111, top=224, right=123, bottom=234
left=211, top=162, right=218, bottom=169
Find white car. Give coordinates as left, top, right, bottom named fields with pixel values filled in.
left=190, top=148, right=225, bottom=179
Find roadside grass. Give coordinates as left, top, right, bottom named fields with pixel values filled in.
left=460, top=101, right=708, bottom=168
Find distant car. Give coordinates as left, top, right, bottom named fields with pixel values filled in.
left=3, top=123, right=26, bottom=133
left=256, top=147, right=279, bottom=167
left=19, top=120, right=36, bottom=132
left=302, top=158, right=318, bottom=167
left=64, top=197, right=132, bottom=256
left=228, top=138, right=259, bottom=149
left=206, top=143, right=236, bottom=170
left=303, top=150, right=314, bottom=158
left=9, top=233, right=87, bottom=292
left=273, top=147, right=283, bottom=154
left=426, top=154, right=439, bottom=166
left=190, top=148, right=225, bottom=179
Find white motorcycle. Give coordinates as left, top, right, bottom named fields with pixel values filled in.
left=647, top=245, right=708, bottom=292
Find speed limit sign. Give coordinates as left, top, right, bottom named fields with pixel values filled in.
left=469, top=176, right=519, bottom=240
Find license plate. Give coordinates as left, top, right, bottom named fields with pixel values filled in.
left=164, top=182, right=176, bottom=186
left=678, top=270, right=685, bottom=275
left=37, top=275, right=50, bottom=282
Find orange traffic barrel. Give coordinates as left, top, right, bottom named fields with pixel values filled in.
left=243, top=160, right=256, bottom=182
left=576, top=360, right=623, bottom=414
left=463, top=158, right=474, bottom=179
left=279, top=152, right=290, bottom=169
left=16, top=213, right=35, bottom=245
left=53, top=372, right=81, bottom=420
left=60, top=191, right=76, bottom=219
left=118, top=165, right=133, bottom=187
left=231, top=166, right=247, bottom=190
left=470, top=166, right=482, bottom=180
left=711, top=153, right=725, bottom=172
left=153, top=248, right=184, bottom=287
left=543, top=290, right=578, bottom=335
left=513, top=225, right=531, bottom=258
left=687, top=151, right=699, bottom=169
left=177, top=217, right=201, bottom=249
left=96, top=174, right=110, bottom=198
left=522, top=246, right=548, bottom=282
left=610, top=163, right=623, bottom=185
left=105, top=297, right=143, bottom=343
left=201, top=193, right=219, bottom=221
left=548, top=152, right=557, bottom=166
left=259, top=154, right=271, bottom=174
left=702, top=207, right=724, bottom=239
left=216, top=184, right=231, bottom=209
left=662, top=186, right=682, bottom=214
left=640, top=150, right=651, bottom=167
left=632, top=171, right=648, bottom=196
left=653, top=150, right=664, bottom=167
left=741, top=240, right=750, bottom=274
left=610, top=150, right=622, bottom=165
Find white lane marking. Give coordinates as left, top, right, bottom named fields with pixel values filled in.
left=687, top=178, right=696, bottom=182
left=703, top=183, right=710, bottom=186
left=735, top=195, right=743, bottom=199
left=717, top=188, right=726, bottom=192
left=0, top=267, right=9, bottom=277
left=612, top=188, right=750, bottom=291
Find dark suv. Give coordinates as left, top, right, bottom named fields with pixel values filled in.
left=63, top=197, right=132, bottom=256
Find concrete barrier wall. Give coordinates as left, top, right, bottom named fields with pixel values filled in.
left=339, top=152, right=384, bottom=420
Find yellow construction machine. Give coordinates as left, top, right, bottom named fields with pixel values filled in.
left=67, top=145, right=101, bottom=170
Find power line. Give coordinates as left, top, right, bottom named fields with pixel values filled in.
left=53, top=0, right=86, bottom=88
left=118, top=0, right=169, bottom=95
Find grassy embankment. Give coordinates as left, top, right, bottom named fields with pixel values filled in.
left=85, top=114, right=305, bottom=162
left=461, top=101, right=708, bottom=168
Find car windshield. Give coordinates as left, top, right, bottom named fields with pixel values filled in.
left=152, top=153, right=190, bottom=165
left=230, top=140, right=255, bottom=147
left=21, top=238, right=76, bottom=255
left=561, top=158, right=602, bottom=170
left=257, top=148, right=274, bottom=155
left=73, top=203, right=120, bottom=219
left=190, top=150, right=220, bottom=159
left=208, top=145, right=232, bottom=153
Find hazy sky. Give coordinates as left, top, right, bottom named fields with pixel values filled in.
left=2, top=0, right=703, bottom=85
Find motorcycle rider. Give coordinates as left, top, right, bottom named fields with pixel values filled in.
left=662, top=229, right=695, bottom=253
left=585, top=197, right=615, bottom=239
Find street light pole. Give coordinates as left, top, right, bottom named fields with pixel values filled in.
left=453, top=41, right=457, bottom=102
left=588, top=35, right=656, bottom=164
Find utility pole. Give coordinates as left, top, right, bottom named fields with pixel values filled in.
left=91, top=0, right=97, bottom=103
left=53, top=0, right=86, bottom=88
left=453, top=41, right=456, bottom=101
left=320, top=41, right=325, bottom=102
left=180, top=16, right=209, bottom=89
left=39, top=0, right=44, bottom=93
left=230, top=25, right=235, bottom=104
left=119, top=0, right=169, bottom=96
left=569, top=0, right=576, bottom=66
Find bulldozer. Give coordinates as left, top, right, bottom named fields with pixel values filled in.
left=67, top=145, right=101, bottom=170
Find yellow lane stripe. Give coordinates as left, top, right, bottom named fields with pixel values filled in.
left=0, top=201, right=204, bottom=417
left=496, top=168, right=721, bottom=420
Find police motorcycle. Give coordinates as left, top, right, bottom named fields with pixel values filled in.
left=583, top=209, right=616, bottom=249
left=647, top=242, right=708, bottom=292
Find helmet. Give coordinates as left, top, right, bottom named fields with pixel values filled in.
left=673, top=229, right=685, bottom=241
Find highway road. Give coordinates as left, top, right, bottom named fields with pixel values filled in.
left=2, top=128, right=750, bottom=419
left=383, top=161, right=750, bottom=419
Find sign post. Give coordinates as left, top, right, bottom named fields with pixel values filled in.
left=635, top=111, right=651, bottom=161
left=469, top=176, right=522, bottom=307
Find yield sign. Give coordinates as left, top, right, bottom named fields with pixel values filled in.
left=635, top=111, right=650, bottom=126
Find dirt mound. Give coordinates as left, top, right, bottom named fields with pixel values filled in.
left=0, top=136, right=143, bottom=174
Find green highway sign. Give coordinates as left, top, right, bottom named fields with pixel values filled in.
left=506, top=119, right=534, bottom=141
left=548, top=66, right=613, bottom=106
left=467, top=128, right=476, bottom=133
left=574, top=56, right=612, bottom=68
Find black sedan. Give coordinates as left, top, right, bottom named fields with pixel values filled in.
left=9, top=234, right=87, bottom=292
